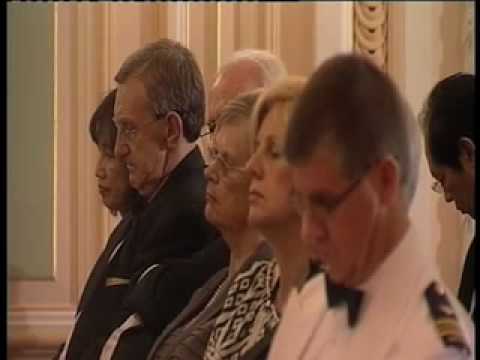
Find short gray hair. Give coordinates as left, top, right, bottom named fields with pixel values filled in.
left=115, top=39, right=205, bottom=142
left=220, top=49, right=287, bottom=87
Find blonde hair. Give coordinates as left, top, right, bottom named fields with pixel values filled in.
left=250, top=76, right=307, bottom=151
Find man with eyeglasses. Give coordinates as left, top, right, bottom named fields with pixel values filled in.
left=198, top=49, right=287, bottom=163
left=266, top=54, right=473, bottom=359
left=59, top=40, right=229, bottom=360
left=420, top=73, right=475, bottom=322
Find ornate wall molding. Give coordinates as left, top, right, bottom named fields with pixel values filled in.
left=354, top=1, right=388, bottom=70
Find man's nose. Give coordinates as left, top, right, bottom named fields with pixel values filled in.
left=245, top=150, right=262, bottom=180
left=114, top=141, right=129, bottom=159
left=301, top=207, right=327, bottom=251
left=95, top=158, right=106, bottom=179
left=204, top=161, right=219, bottom=184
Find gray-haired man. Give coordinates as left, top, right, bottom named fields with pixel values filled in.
left=60, top=39, right=229, bottom=360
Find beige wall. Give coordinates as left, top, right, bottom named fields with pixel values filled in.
left=8, top=2, right=474, bottom=358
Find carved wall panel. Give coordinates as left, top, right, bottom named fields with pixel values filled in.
left=354, top=1, right=388, bottom=70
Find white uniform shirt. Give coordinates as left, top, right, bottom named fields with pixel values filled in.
left=267, top=226, right=474, bottom=360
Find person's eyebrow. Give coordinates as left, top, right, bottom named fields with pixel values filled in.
left=309, top=191, right=337, bottom=206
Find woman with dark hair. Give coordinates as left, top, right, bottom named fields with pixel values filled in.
left=89, top=89, right=144, bottom=216
left=55, top=89, right=144, bottom=360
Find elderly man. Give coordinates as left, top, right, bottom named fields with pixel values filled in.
left=267, top=54, right=474, bottom=359
left=199, top=49, right=287, bottom=161
left=420, top=73, right=475, bottom=321
left=60, top=39, right=229, bottom=360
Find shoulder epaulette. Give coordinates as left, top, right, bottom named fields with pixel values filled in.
left=424, top=281, right=471, bottom=356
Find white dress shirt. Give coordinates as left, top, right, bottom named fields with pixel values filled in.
left=267, top=225, right=474, bottom=360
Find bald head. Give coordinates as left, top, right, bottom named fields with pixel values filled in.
left=207, top=50, right=287, bottom=130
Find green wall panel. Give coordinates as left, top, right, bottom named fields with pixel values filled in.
left=7, top=3, right=55, bottom=280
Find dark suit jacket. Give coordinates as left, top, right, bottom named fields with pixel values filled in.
left=52, top=212, right=137, bottom=360
left=147, top=243, right=273, bottom=360
left=77, top=213, right=137, bottom=313
left=57, top=147, right=229, bottom=360
left=458, top=235, right=476, bottom=322
left=147, top=268, right=229, bottom=360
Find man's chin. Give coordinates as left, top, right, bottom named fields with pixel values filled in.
left=129, top=175, right=144, bottom=194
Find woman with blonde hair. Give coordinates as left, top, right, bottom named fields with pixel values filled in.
left=204, top=77, right=312, bottom=360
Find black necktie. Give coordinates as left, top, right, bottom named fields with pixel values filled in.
left=325, top=276, right=364, bottom=327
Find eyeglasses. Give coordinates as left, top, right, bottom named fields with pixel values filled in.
left=206, top=146, right=247, bottom=177
left=115, top=109, right=173, bottom=143
left=199, top=122, right=216, bottom=138
left=291, top=164, right=373, bottom=222
left=431, top=181, right=444, bottom=194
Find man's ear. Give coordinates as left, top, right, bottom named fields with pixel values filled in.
left=373, top=155, right=401, bottom=207
left=164, top=111, right=183, bottom=149
left=458, top=137, right=475, bottom=174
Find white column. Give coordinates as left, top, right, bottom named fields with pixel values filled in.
left=313, top=2, right=353, bottom=67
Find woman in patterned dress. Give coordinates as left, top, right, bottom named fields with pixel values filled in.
left=203, top=77, right=312, bottom=360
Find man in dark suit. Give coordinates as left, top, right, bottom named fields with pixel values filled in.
left=420, top=73, right=475, bottom=321
left=57, top=39, right=228, bottom=360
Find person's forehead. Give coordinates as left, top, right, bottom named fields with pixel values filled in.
left=210, top=64, right=262, bottom=105
left=210, top=77, right=245, bottom=106
left=293, top=144, right=345, bottom=188
left=217, top=126, right=250, bottom=164
left=215, top=123, right=243, bottom=147
left=114, top=77, right=150, bottom=118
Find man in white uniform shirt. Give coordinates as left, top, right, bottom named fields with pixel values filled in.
left=267, top=54, right=474, bottom=359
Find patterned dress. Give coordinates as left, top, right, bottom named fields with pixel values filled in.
left=204, top=259, right=280, bottom=360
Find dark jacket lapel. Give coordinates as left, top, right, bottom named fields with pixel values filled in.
left=126, top=147, right=214, bottom=272
left=77, top=214, right=134, bottom=313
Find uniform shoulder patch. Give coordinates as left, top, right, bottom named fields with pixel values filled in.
left=424, top=281, right=471, bottom=356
